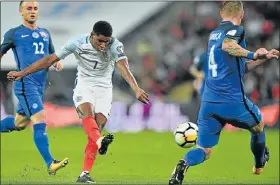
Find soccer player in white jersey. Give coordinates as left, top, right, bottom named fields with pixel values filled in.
left=8, top=21, right=149, bottom=183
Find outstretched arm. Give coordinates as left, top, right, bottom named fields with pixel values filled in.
left=222, top=38, right=252, bottom=58
left=221, top=26, right=268, bottom=60
left=117, top=59, right=149, bottom=104
left=117, top=59, right=139, bottom=92
left=24, top=54, right=58, bottom=75
left=245, top=49, right=279, bottom=73
left=7, top=36, right=78, bottom=81
left=245, top=59, right=266, bottom=73
left=7, top=54, right=60, bottom=81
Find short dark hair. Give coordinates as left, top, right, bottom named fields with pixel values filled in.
left=93, top=21, right=113, bottom=37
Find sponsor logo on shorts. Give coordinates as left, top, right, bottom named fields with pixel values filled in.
left=32, top=103, right=38, bottom=109
left=76, top=96, right=83, bottom=102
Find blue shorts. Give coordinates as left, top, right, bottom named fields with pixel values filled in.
left=197, top=98, right=262, bottom=148
left=14, top=82, right=44, bottom=119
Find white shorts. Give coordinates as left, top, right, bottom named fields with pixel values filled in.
left=73, top=84, right=113, bottom=119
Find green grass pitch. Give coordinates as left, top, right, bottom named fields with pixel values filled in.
left=1, top=128, right=279, bottom=184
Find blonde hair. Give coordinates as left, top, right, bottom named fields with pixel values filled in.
left=221, top=1, right=243, bottom=17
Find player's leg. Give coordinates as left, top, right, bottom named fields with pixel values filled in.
left=76, top=102, right=100, bottom=184
left=0, top=114, right=30, bottom=132
left=250, top=121, right=269, bottom=175
left=1, top=116, right=17, bottom=132
left=243, top=100, right=269, bottom=175
left=224, top=99, right=268, bottom=175
left=20, top=89, right=68, bottom=175
left=1, top=97, right=30, bottom=132
left=77, top=111, right=113, bottom=184
left=169, top=102, right=225, bottom=185
left=95, top=87, right=114, bottom=155
left=76, top=87, right=113, bottom=183
left=14, top=113, right=30, bottom=130
left=95, top=113, right=114, bottom=155
left=31, top=111, right=69, bottom=175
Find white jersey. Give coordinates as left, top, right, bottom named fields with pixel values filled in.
left=55, top=34, right=127, bottom=88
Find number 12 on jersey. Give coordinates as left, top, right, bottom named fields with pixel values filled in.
left=208, top=45, right=217, bottom=77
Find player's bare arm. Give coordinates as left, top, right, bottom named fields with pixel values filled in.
left=52, top=61, right=64, bottom=71
left=7, top=53, right=60, bottom=81
left=245, top=49, right=279, bottom=73
left=116, top=59, right=149, bottom=104
left=222, top=38, right=270, bottom=60
left=222, top=38, right=257, bottom=58
left=189, top=66, right=204, bottom=80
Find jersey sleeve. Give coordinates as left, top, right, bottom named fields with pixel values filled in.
left=224, top=26, right=245, bottom=43
left=55, top=37, right=79, bottom=59
left=45, top=29, right=55, bottom=54
left=44, top=29, right=55, bottom=55
left=110, top=39, right=127, bottom=62
left=0, top=28, right=15, bottom=54
left=193, top=52, right=207, bottom=71
left=49, top=36, right=55, bottom=54
left=193, top=55, right=203, bottom=71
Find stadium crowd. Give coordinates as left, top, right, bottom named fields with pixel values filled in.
left=1, top=2, right=279, bottom=117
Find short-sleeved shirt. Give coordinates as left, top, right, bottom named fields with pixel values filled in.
left=202, top=21, right=247, bottom=103
left=1, top=24, right=55, bottom=87
left=55, top=35, right=127, bottom=88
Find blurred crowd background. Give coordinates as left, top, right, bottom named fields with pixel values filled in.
left=1, top=1, right=279, bottom=130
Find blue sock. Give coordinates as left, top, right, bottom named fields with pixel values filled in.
left=250, top=130, right=266, bottom=167
left=0, top=116, right=18, bottom=132
left=33, top=123, right=54, bottom=168
left=184, top=148, right=206, bottom=166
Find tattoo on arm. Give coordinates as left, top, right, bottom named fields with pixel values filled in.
left=222, top=38, right=250, bottom=57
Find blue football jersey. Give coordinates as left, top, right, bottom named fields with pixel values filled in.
left=193, top=51, right=208, bottom=75
left=1, top=25, right=55, bottom=87
left=193, top=51, right=208, bottom=95
left=202, top=21, right=247, bottom=103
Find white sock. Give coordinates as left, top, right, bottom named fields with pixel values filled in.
left=80, top=171, right=89, bottom=177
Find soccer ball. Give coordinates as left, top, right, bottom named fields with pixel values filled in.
left=174, top=122, right=198, bottom=148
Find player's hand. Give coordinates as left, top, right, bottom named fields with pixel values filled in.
left=134, top=87, right=149, bottom=104
left=53, top=61, right=63, bottom=71
left=7, top=71, right=25, bottom=81
left=265, top=49, right=279, bottom=59
left=197, top=72, right=204, bottom=80
left=254, top=48, right=269, bottom=60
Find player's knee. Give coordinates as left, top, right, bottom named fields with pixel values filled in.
left=251, top=122, right=264, bottom=135
left=82, top=113, right=94, bottom=119
left=14, top=122, right=29, bottom=131
left=14, top=115, right=30, bottom=131
left=251, top=127, right=263, bottom=135
left=198, top=146, right=212, bottom=160
left=30, top=110, right=46, bottom=124
left=95, top=113, right=107, bottom=130
left=77, top=103, right=95, bottom=119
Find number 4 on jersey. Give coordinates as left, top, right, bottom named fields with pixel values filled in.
left=208, top=45, right=218, bottom=77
